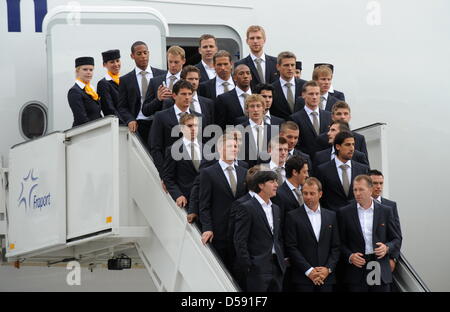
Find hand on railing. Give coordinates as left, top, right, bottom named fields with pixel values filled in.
left=201, top=231, right=214, bottom=245
left=187, top=213, right=197, bottom=224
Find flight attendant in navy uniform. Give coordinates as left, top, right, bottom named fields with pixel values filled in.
left=68, top=56, right=103, bottom=127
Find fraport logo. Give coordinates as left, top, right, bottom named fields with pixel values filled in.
left=17, top=169, right=51, bottom=212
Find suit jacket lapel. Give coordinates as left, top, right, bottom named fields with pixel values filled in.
left=215, top=163, right=235, bottom=197
left=272, top=203, right=280, bottom=237
left=318, top=209, right=329, bottom=243
left=253, top=198, right=273, bottom=235
left=211, top=78, right=217, bottom=98
left=372, top=201, right=381, bottom=247
left=301, top=110, right=317, bottom=136
left=299, top=205, right=318, bottom=241
left=246, top=55, right=261, bottom=84
left=319, top=110, right=329, bottom=133
left=283, top=183, right=299, bottom=208
left=265, top=57, right=276, bottom=83
left=351, top=204, right=365, bottom=245
left=331, top=159, right=347, bottom=196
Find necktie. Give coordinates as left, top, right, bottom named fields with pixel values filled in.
left=320, top=95, right=326, bottom=110
left=108, top=71, right=120, bottom=85
left=285, top=82, right=295, bottom=112
left=254, top=58, right=265, bottom=83
left=222, top=81, right=230, bottom=93
left=275, top=167, right=284, bottom=185
left=140, top=71, right=148, bottom=100
left=226, top=166, right=237, bottom=196
left=168, top=75, right=177, bottom=91
left=178, top=111, right=188, bottom=119
left=256, top=125, right=264, bottom=153
left=311, top=111, right=320, bottom=135
left=340, top=164, right=350, bottom=197
left=264, top=114, right=271, bottom=125
left=190, top=142, right=200, bottom=171
left=293, top=188, right=304, bottom=205
left=190, top=97, right=197, bottom=113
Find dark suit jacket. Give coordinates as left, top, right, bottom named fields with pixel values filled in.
left=234, top=197, right=286, bottom=278
left=296, top=94, right=339, bottom=113
left=236, top=121, right=274, bottom=167
left=195, top=61, right=211, bottom=83
left=149, top=107, right=203, bottom=175
left=162, top=142, right=205, bottom=202
left=338, top=201, right=402, bottom=284
left=285, top=206, right=340, bottom=285
left=316, top=159, right=369, bottom=212
left=314, top=148, right=369, bottom=172
left=215, top=88, right=248, bottom=129
left=289, top=108, right=332, bottom=159
left=141, top=74, right=167, bottom=117
left=380, top=197, right=402, bottom=259
left=97, top=77, right=121, bottom=122
left=234, top=54, right=278, bottom=90
left=330, top=89, right=345, bottom=101
left=270, top=78, right=307, bottom=120
left=117, top=67, right=166, bottom=124
left=67, top=84, right=102, bottom=127
left=271, top=181, right=300, bottom=229
left=199, top=162, right=248, bottom=246
left=316, top=131, right=369, bottom=160
left=160, top=96, right=215, bottom=126
left=198, top=77, right=217, bottom=100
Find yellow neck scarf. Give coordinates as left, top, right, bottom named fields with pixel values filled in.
left=77, top=79, right=99, bottom=101
left=108, top=71, right=120, bottom=85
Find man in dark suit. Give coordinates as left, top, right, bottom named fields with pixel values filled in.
left=237, top=94, right=273, bottom=167
left=150, top=80, right=203, bottom=176
left=235, top=83, right=284, bottom=126
left=215, top=64, right=252, bottom=129
left=257, top=136, right=290, bottom=185
left=270, top=51, right=307, bottom=120
left=313, top=63, right=345, bottom=101
left=234, top=170, right=286, bottom=292
left=289, top=80, right=332, bottom=159
left=142, top=45, right=186, bottom=117
left=338, top=175, right=402, bottom=292
left=200, top=135, right=248, bottom=270
left=97, top=49, right=122, bottom=122
left=316, top=131, right=369, bottom=212
left=198, top=50, right=235, bottom=100
left=285, top=177, right=340, bottom=292
left=117, top=41, right=166, bottom=148
left=279, top=121, right=312, bottom=175
left=314, top=120, right=369, bottom=170
left=368, top=169, right=402, bottom=272
left=195, top=34, right=218, bottom=82
left=162, top=113, right=203, bottom=209
left=234, top=25, right=278, bottom=90
left=313, top=65, right=340, bottom=112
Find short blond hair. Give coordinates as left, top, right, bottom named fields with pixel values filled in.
left=246, top=25, right=266, bottom=40
left=167, top=45, right=185, bottom=59
left=244, top=94, right=265, bottom=109
left=312, top=65, right=333, bottom=80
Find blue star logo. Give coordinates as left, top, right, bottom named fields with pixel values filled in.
left=17, top=169, right=38, bottom=211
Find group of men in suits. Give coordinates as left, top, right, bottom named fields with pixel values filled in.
left=75, top=24, right=403, bottom=292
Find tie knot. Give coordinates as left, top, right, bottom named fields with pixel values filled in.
left=340, top=164, right=349, bottom=170
left=226, top=165, right=234, bottom=172
left=169, top=75, right=177, bottom=81
left=222, top=81, right=230, bottom=86
left=179, top=112, right=188, bottom=117
left=285, top=82, right=292, bottom=88
left=255, top=58, right=262, bottom=64
left=242, top=93, right=249, bottom=99
left=141, top=71, right=148, bottom=76
left=311, top=111, right=318, bottom=116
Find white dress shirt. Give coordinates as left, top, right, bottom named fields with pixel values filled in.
left=216, top=76, right=235, bottom=96
left=165, top=71, right=181, bottom=87
left=320, top=92, right=329, bottom=110
left=269, top=160, right=286, bottom=183
left=202, top=60, right=216, bottom=79
left=219, top=159, right=237, bottom=189
left=182, top=137, right=201, bottom=161
left=235, top=86, right=252, bottom=112
left=279, top=77, right=296, bottom=101
left=335, top=157, right=352, bottom=187
left=329, top=146, right=336, bottom=161
left=135, top=66, right=153, bottom=120
left=264, top=111, right=272, bottom=124
left=286, top=179, right=302, bottom=202
left=304, top=204, right=322, bottom=276
left=251, top=53, right=266, bottom=79
left=357, top=201, right=375, bottom=255
left=304, top=105, right=321, bottom=127
left=249, top=118, right=264, bottom=149
left=254, top=193, right=276, bottom=254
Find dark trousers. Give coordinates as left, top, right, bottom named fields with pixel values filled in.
left=137, top=119, right=152, bottom=150
left=246, top=255, right=283, bottom=292
left=293, top=284, right=333, bottom=292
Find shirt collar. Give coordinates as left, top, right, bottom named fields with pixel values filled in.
left=249, top=118, right=263, bottom=127
left=192, top=92, right=199, bottom=102
left=75, top=80, right=86, bottom=89
left=304, top=203, right=321, bottom=214
left=335, top=157, right=352, bottom=169
left=216, top=75, right=234, bottom=85
left=374, top=195, right=382, bottom=202
left=202, top=60, right=215, bottom=71
left=321, top=92, right=329, bottom=100
left=249, top=190, right=257, bottom=197
left=174, top=105, right=190, bottom=117
left=329, top=85, right=335, bottom=93
left=280, top=76, right=295, bottom=86
left=219, top=159, right=234, bottom=171
left=182, top=136, right=199, bottom=147
left=285, top=179, right=299, bottom=192
left=235, top=86, right=251, bottom=97
left=254, top=193, right=272, bottom=207
left=105, top=73, right=113, bottom=81
left=250, top=53, right=266, bottom=62
left=304, top=105, right=319, bottom=115
left=357, top=200, right=375, bottom=211
left=269, top=160, right=284, bottom=170
left=166, top=71, right=181, bottom=80
left=135, top=66, right=151, bottom=76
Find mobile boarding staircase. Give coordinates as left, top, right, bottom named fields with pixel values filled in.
left=0, top=117, right=428, bottom=292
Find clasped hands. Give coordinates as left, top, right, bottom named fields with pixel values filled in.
left=308, top=267, right=329, bottom=285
